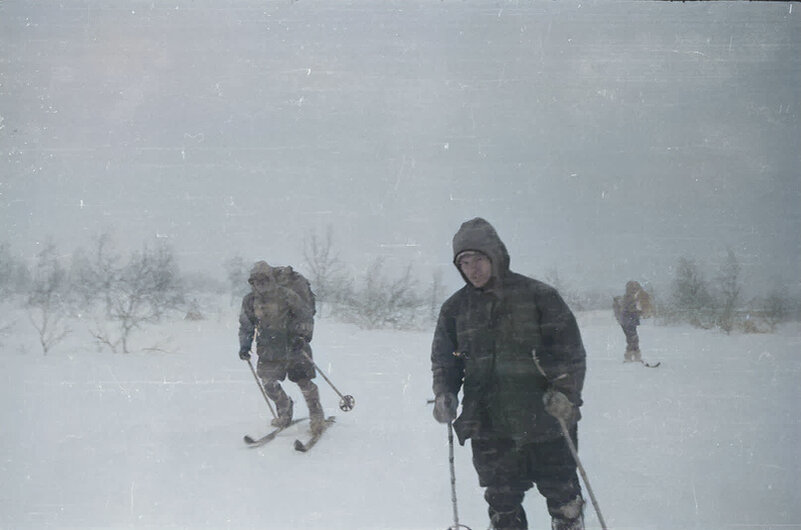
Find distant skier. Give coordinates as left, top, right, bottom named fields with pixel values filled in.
left=238, top=261, right=326, bottom=435
left=431, top=217, right=587, bottom=530
left=612, top=280, right=653, bottom=363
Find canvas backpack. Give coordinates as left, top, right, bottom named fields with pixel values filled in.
left=275, top=266, right=316, bottom=317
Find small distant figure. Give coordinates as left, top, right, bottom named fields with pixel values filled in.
left=613, top=280, right=653, bottom=363
left=184, top=299, right=204, bottom=321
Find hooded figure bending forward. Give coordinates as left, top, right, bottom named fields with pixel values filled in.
left=430, top=218, right=588, bottom=530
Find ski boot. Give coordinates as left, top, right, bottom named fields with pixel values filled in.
left=552, top=517, right=584, bottom=530
left=271, top=395, right=294, bottom=428
left=301, top=381, right=326, bottom=435
left=550, top=496, right=584, bottom=530
left=631, top=348, right=642, bottom=362
left=489, top=508, right=527, bottom=530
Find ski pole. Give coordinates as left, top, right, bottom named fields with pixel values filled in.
left=297, top=348, right=355, bottom=412
left=245, top=357, right=277, bottom=420
left=446, top=420, right=472, bottom=530
left=532, top=357, right=608, bottom=530
left=426, top=399, right=472, bottom=530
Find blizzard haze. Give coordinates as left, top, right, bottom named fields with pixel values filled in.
left=2, top=3, right=801, bottom=529
left=1, top=0, right=800, bottom=294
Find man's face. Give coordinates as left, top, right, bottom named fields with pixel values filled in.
left=249, top=274, right=273, bottom=294
left=457, top=252, right=492, bottom=288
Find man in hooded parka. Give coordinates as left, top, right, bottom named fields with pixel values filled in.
left=431, top=218, right=587, bottom=530
left=238, top=261, right=325, bottom=435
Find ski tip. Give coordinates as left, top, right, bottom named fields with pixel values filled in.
left=294, top=439, right=307, bottom=452
left=244, top=435, right=255, bottom=444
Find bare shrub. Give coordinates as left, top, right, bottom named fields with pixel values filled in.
left=70, top=233, right=120, bottom=312
left=545, top=268, right=585, bottom=312
left=302, top=226, right=352, bottom=313
left=223, top=255, right=250, bottom=305
left=86, top=241, right=184, bottom=353
left=26, top=241, right=71, bottom=355
left=714, top=249, right=741, bottom=334
left=0, top=242, right=31, bottom=298
left=669, top=256, right=716, bottom=328
left=342, top=258, right=424, bottom=329
left=428, top=269, right=446, bottom=322
left=760, top=290, right=790, bottom=332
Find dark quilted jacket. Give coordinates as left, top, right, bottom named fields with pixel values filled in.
left=431, top=218, right=586, bottom=445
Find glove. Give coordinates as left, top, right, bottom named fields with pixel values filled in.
left=290, top=336, right=307, bottom=353
left=543, top=388, right=578, bottom=424
left=239, top=349, right=251, bottom=361
left=433, top=393, right=458, bottom=424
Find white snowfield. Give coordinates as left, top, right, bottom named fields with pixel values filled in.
left=2, top=305, right=799, bottom=530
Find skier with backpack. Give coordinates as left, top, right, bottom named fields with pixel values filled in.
left=238, top=261, right=326, bottom=436
left=612, top=280, right=653, bottom=363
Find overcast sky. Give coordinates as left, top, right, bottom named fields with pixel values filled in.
left=1, top=0, right=799, bottom=296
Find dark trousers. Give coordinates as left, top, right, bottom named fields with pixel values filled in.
left=622, top=323, right=640, bottom=360
left=470, top=428, right=582, bottom=530
left=257, top=342, right=316, bottom=383
left=621, top=312, right=640, bottom=354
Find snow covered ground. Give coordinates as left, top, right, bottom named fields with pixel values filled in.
left=2, top=303, right=799, bottom=530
